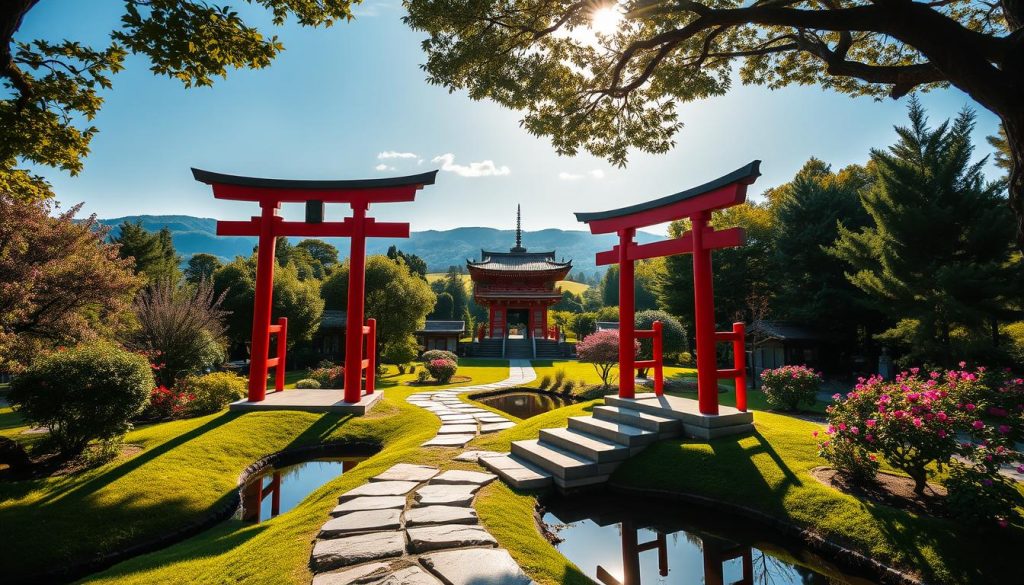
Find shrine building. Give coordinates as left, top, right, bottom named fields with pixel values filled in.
left=467, top=206, right=571, bottom=339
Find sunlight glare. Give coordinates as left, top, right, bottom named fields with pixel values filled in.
left=590, top=5, right=623, bottom=35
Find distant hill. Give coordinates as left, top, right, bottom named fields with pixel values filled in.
left=96, top=215, right=663, bottom=274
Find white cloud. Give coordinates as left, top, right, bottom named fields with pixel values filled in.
left=375, top=163, right=395, bottom=171
left=378, top=151, right=418, bottom=160
left=559, top=169, right=605, bottom=180
left=431, top=153, right=511, bottom=178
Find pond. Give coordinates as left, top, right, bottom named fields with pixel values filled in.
left=542, top=496, right=877, bottom=585
left=237, top=456, right=365, bottom=523
left=475, top=391, right=574, bottom=419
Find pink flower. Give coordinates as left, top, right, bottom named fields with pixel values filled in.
left=999, top=425, right=1011, bottom=434
left=973, top=420, right=985, bottom=430
left=936, top=412, right=948, bottom=422
left=866, top=419, right=877, bottom=428
left=812, top=430, right=819, bottom=438
left=938, top=430, right=947, bottom=438
left=965, top=403, right=976, bottom=411
left=838, top=422, right=847, bottom=431
left=959, top=361, right=967, bottom=368
left=851, top=426, right=860, bottom=435
left=865, top=433, right=874, bottom=443
left=998, top=519, right=1009, bottom=529
left=912, top=418, right=923, bottom=428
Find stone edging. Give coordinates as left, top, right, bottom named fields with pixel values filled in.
left=603, top=482, right=927, bottom=585
left=21, top=441, right=381, bottom=585
left=466, top=387, right=581, bottom=402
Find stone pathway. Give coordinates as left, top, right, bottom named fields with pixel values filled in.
left=310, top=463, right=534, bottom=584
left=406, top=360, right=536, bottom=449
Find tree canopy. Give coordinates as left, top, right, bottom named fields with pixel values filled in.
left=404, top=0, right=1024, bottom=247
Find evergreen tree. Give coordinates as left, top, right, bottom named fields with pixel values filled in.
left=829, top=99, right=1022, bottom=366
left=184, top=253, right=223, bottom=285
left=442, top=267, right=470, bottom=319
left=433, top=292, right=455, bottom=319
left=771, top=159, right=877, bottom=355
left=600, top=263, right=658, bottom=310
left=386, top=245, right=428, bottom=278
left=112, top=221, right=180, bottom=283
left=297, top=239, right=340, bottom=270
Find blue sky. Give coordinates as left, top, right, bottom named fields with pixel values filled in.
left=17, top=0, right=1004, bottom=233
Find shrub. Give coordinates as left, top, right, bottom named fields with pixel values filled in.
left=945, top=462, right=1024, bottom=528
left=382, top=341, right=418, bottom=368
left=552, top=368, right=566, bottom=391
left=760, top=365, right=821, bottom=411
left=295, top=378, right=321, bottom=389
left=421, top=349, right=458, bottom=365
left=425, top=358, right=458, bottom=384
left=143, top=385, right=194, bottom=420
left=8, top=342, right=154, bottom=457
left=181, top=371, right=247, bottom=415
left=538, top=374, right=551, bottom=390
left=308, top=365, right=344, bottom=388
left=577, top=330, right=638, bottom=388
left=416, top=369, right=431, bottom=384
left=817, top=431, right=879, bottom=484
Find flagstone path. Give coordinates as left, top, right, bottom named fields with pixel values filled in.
left=308, top=361, right=538, bottom=584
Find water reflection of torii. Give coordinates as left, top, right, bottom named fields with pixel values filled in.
left=596, top=520, right=754, bottom=585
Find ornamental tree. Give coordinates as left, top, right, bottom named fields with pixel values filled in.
left=1, top=0, right=357, bottom=201
left=0, top=193, right=142, bottom=372
left=577, top=329, right=638, bottom=388
left=405, top=0, right=1024, bottom=248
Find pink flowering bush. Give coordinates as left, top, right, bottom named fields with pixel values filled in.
left=760, top=365, right=821, bottom=411
left=143, top=385, right=194, bottom=420
left=820, top=364, right=1024, bottom=527
left=577, top=330, right=639, bottom=389
left=307, top=366, right=345, bottom=389
left=425, top=358, right=458, bottom=384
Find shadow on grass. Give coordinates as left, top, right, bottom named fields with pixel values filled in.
left=30, top=412, right=241, bottom=506
left=285, top=413, right=354, bottom=449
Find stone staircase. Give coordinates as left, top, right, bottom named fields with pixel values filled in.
left=466, top=338, right=504, bottom=358
left=481, top=393, right=754, bottom=492
left=504, top=338, right=533, bottom=359
left=533, top=339, right=564, bottom=359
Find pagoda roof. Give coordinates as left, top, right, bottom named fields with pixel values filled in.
left=468, top=249, right=571, bottom=273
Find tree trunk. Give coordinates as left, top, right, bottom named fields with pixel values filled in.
left=1005, top=115, right=1024, bottom=251
left=910, top=468, right=928, bottom=496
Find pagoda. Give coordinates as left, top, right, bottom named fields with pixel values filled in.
left=468, top=206, right=571, bottom=339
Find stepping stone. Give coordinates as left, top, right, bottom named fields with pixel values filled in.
left=454, top=450, right=506, bottom=462
left=437, top=424, right=478, bottom=434
left=372, top=463, right=439, bottom=483
left=414, top=483, right=480, bottom=507
left=481, top=422, right=516, bottom=433
left=312, top=562, right=389, bottom=585
left=449, top=404, right=478, bottom=410
left=419, top=548, right=532, bottom=585
left=477, top=416, right=509, bottom=423
left=407, top=524, right=497, bottom=553
left=338, top=481, right=419, bottom=502
left=439, top=414, right=475, bottom=422
left=422, top=434, right=475, bottom=447
left=315, top=565, right=442, bottom=585
left=311, top=531, right=405, bottom=571
left=331, top=496, right=408, bottom=516
left=405, top=505, right=478, bottom=526
left=431, top=469, right=496, bottom=486
left=319, top=508, right=402, bottom=537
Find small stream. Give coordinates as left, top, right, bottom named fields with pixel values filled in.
left=543, top=496, right=877, bottom=585
left=237, top=457, right=365, bottom=522
left=475, top=391, right=574, bottom=419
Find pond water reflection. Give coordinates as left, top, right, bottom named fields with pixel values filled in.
left=475, top=391, right=574, bottom=419
left=238, top=457, right=364, bottom=523
left=543, top=496, right=876, bottom=585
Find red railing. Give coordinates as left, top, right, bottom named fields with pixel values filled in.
left=266, top=317, right=288, bottom=392
left=360, top=318, right=377, bottom=395
left=714, top=321, right=747, bottom=411
left=634, top=321, right=664, bottom=395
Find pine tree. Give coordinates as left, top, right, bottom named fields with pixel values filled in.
left=829, top=98, right=1022, bottom=366
left=112, top=221, right=180, bottom=283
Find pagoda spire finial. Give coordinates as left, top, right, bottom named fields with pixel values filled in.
left=515, top=204, right=522, bottom=249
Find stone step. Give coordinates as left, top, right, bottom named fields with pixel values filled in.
left=592, top=405, right=682, bottom=436
left=539, top=427, right=630, bottom=463
left=511, top=439, right=600, bottom=480
left=567, top=416, right=658, bottom=448
left=479, top=453, right=553, bottom=490
left=603, top=393, right=754, bottom=430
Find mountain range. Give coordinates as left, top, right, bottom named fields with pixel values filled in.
left=95, top=215, right=665, bottom=274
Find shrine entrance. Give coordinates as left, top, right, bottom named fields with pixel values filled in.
left=506, top=309, right=530, bottom=337
left=193, top=167, right=436, bottom=413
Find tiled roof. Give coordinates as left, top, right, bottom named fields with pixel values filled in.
left=748, top=320, right=826, bottom=341
left=320, top=309, right=346, bottom=328
left=416, top=320, right=466, bottom=334
left=467, top=250, right=571, bottom=272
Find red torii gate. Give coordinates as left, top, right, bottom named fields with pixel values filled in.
left=192, top=168, right=437, bottom=404
left=575, top=161, right=761, bottom=415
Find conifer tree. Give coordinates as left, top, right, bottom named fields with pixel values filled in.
left=829, top=99, right=1022, bottom=365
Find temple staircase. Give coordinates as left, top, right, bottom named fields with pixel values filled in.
left=533, top=339, right=564, bottom=359
left=468, top=338, right=504, bottom=358
left=505, top=337, right=533, bottom=359
left=480, top=393, right=753, bottom=492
